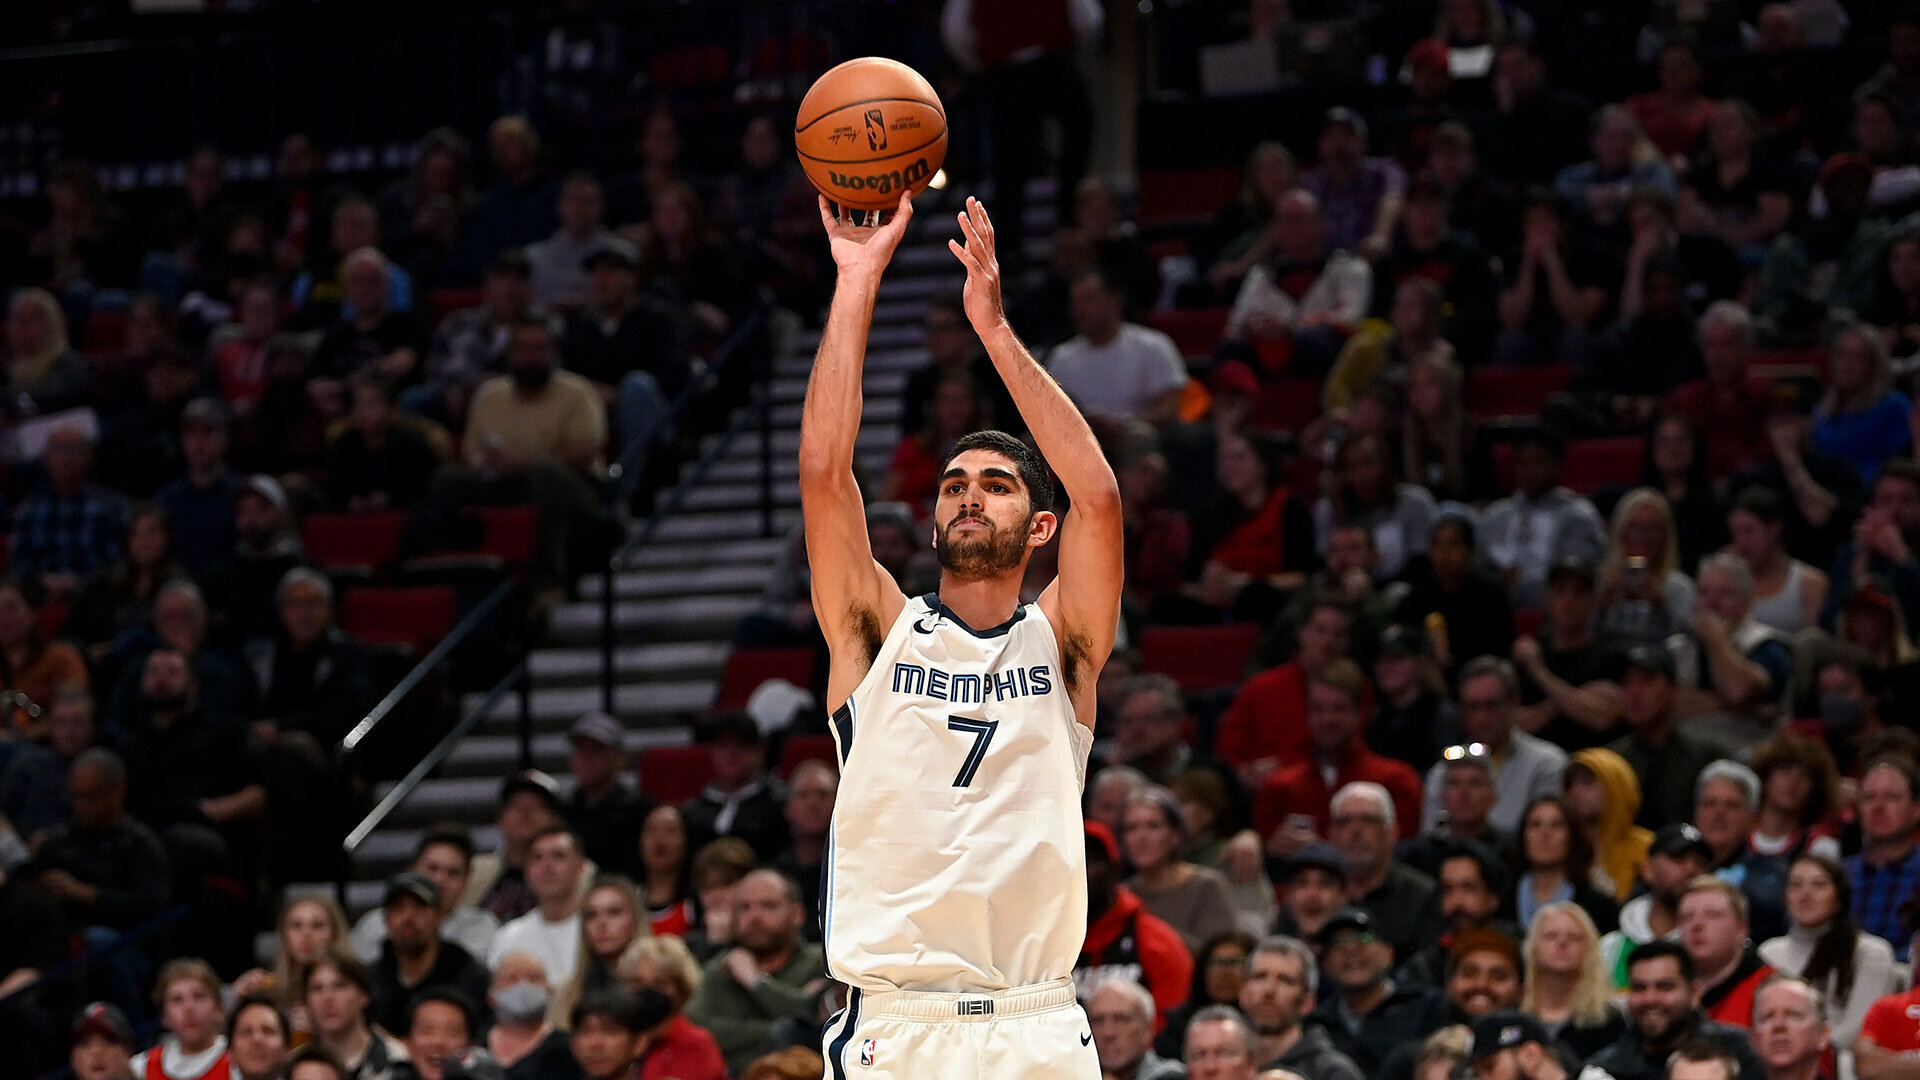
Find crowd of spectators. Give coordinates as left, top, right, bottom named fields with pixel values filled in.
left=18, top=2, right=1920, bottom=1080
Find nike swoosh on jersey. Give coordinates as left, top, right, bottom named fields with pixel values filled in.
left=913, top=618, right=936, bottom=634
left=1080, top=1033, right=1092, bottom=1046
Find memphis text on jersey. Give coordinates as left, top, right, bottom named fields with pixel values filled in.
left=888, top=661, right=1054, bottom=704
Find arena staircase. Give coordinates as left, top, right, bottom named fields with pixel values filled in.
left=298, top=182, right=1059, bottom=918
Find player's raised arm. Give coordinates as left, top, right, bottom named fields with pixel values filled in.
left=799, top=192, right=913, bottom=708
left=948, top=196, right=1123, bottom=707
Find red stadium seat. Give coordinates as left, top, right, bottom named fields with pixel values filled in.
left=398, top=505, right=537, bottom=582
left=1249, top=378, right=1323, bottom=434
left=1138, top=167, right=1243, bottom=227
left=1138, top=624, right=1260, bottom=691
left=1468, top=365, right=1574, bottom=419
left=1147, top=309, right=1232, bottom=359
left=1749, top=347, right=1826, bottom=378
left=479, top=506, right=538, bottom=569
left=426, top=288, right=482, bottom=328
left=1494, top=437, right=1644, bottom=495
left=82, top=309, right=127, bottom=354
left=778, top=733, right=839, bottom=778
left=339, top=585, right=457, bottom=655
left=303, top=511, right=409, bottom=579
left=640, top=745, right=718, bottom=804
left=714, top=647, right=815, bottom=710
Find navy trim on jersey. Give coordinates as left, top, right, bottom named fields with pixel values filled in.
left=828, top=987, right=863, bottom=1080
left=918, top=592, right=1028, bottom=639
left=831, top=700, right=854, bottom=763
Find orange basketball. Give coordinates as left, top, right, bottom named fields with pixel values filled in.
left=795, top=57, right=947, bottom=212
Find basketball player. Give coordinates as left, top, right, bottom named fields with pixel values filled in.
left=800, top=186, right=1122, bottom=1080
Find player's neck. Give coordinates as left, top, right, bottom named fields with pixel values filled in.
left=936, top=574, right=1025, bottom=631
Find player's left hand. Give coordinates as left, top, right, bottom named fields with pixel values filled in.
left=948, top=196, right=1007, bottom=334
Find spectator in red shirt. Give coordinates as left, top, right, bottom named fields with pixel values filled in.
left=1252, top=658, right=1422, bottom=848
left=1077, top=822, right=1194, bottom=1031
left=1681, top=874, right=1777, bottom=1029
left=1627, top=43, right=1718, bottom=163
left=1215, top=596, right=1357, bottom=788
left=1665, top=301, right=1771, bottom=478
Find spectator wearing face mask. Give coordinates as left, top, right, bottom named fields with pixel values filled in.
left=484, top=952, right=572, bottom=1080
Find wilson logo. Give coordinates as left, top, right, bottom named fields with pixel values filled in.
left=827, top=157, right=931, bottom=194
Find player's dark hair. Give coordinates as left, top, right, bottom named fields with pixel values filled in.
left=940, top=430, right=1055, bottom=514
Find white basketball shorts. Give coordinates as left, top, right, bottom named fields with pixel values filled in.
left=820, top=978, right=1101, bottom=1080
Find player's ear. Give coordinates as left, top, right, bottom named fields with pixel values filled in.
left=1028, top=509, right=1059, bottom=546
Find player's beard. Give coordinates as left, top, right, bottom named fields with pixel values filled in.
left=935, top=511, right=1028, bottom=577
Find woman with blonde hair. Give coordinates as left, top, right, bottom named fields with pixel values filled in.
left=616, top=935, right=726, bottom=1080
left=1400, top=353, right=1488, bottom=504
left=1814, top=322, right=1911, bottom=485
left=1523, top=901, right=1626, bottom=1059
left=2, top=286, right=87, bottom=415
left=1595, top=487, right=1696, bottom=648
left=233, top=895, right=351, bottom=1042
left=554, top=875, right=651, bottom=1024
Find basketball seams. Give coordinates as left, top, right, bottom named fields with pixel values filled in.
left=793, top=96, right=946, bottom=134
left=796, top=131, right=948, bottom=165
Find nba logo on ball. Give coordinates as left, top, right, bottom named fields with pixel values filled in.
left=864, top=109, right=888, bottom=151
left=860, top=1039, right=877, bottom=1066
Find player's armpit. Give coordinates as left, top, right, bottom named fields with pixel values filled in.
left=801, top=468, right=906, bottom=708
left=1039, top=491, right=1123, bottom=719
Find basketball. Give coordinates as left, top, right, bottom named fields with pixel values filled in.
left=794, top=57, right=948, bottom=212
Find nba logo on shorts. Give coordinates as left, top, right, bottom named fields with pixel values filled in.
left=860, top=1039, right=877, bottom=1066
left=864, top=109, right=888, bottom=151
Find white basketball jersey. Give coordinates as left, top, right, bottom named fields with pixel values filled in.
left=823, top=593, right=1093, bottom=995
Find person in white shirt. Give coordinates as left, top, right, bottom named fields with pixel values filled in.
left=525, top=174, right=614, bottom=311
left=488, top=826, right=588, bottom=985
left=1224, top=189, right=1373, bottom=377
left=1046, top=271, right=1189, bottom=424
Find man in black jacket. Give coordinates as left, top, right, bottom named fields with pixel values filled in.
left=1584, top=941, right=1764, bottom=1080
left=1309, top=908, right=1446, bottom=1075
left=369, top=873, right=492, bottom=1036
left=1240, top=935, right=1363, bottom=1080
left=680, top=713, right=788, bottom=862
left=22, top=748, right=171, bottom=932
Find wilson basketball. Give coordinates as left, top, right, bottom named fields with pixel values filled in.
left=794, top=57, right=947, bottom=212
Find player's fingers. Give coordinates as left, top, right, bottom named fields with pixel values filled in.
left=955, top=211, right=979, bottom=251
left=817, top=196, right=836, bottom=232
left=947, top=238, right=982, bottom=274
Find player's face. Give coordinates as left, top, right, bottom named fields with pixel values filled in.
left=933, top=450, right=1045, bottom=579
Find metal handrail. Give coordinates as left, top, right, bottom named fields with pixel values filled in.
left=602, top=305, right=771, bottom=492
left=338, top=575, right=521, bottom=757
left=343, top=659, right=530, bottom=855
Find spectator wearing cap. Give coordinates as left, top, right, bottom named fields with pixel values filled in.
left=389, top=989, right=480, bottom=1080
left=369, top=871, right=492, bottom=1035
left=419, top=250, right=539, bottom=429
left=1758, top=154, right=1890, bottom=343
left=1397, top=841, right=1521, bottom=990
left=1264, top=843, right=1346, bottom=947
left=1366, top=624, right=1462, bottom=776
left=352, top=825, right=500, bottom=966
left=155, top=398, right=242, bottom=579
left=1236, top=934, right=1363, bottom=1080
left=1600, top=824, right=1714, bottom=988
left=526, top=173, right=615, bottom=312
left=1045, top=269, right=1189, bottom=426
left=465, top=770, right=565, bottom=922
left=325, top=371, right=442, bottom=513
left=681, top=712, right=789, bottom=862
left=1302, top=107, right=1407, bottom=260
left=1251, top=659, right=1423, bottom=855
left=1077, top=822, right=1195, bottom=1029
left=207, top=474, right=307, bottom=646
left=488, top=825, right=590, bottom=983
left=1609, top=644, right=1727, bottom=831
left=11, top=423, right=126, bottom=602
left=1586, top=940, right=1765, bottom=1080
left=71, top=1002, right=136, bottom=1080
left=1513, top=558, right=1626, bottom=752
left=1308, top=907, right=1446, bottom=1074
left=1845, top=757, right=1920, bottom=961
left=1085, top=978, right=1186, bottom=1080
left=1665, top=304, right=1773, bottom=479
left=1467, top=1011, right=1572, bottom=1080
left=1477, top=426, right=1609, bottom=611
left=130, top=958, right=232, bottom=1080
left=1397, top=517, right=1516, bottom=680
left=439, top=315, right=605, bottom=597
left=1421, top=657, right=1565, bottom=838
left=1678, top=875, right=1777, bottom=1030
left=559, top=234, right=692, bottom=453
left=564, top=711, right=650, bottom=877
left=1224, top=189, right=1373, bottom=379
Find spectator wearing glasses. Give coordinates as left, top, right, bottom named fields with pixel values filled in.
left=1152, top=930, right=1257, bottom=1062
left=1308, top=908, right=1445, bottom=1075
left=1421, top=658, right=1566, bottom=837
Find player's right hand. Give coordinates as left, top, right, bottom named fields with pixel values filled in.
left=819, top=190, right=913, bottom=281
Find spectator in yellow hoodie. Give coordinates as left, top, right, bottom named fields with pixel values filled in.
left=1565, top=747, right=1653, bottom=901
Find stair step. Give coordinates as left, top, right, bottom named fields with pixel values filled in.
left=624, top=537, right=786, bottom=569
left=527, top=641, right=729, bottom=684
left=715, top=428, right=898, bottom=460
left=768, top=396, right=899, bottom=426
left=877, top=275, right=964, bottom=302
left=465, top=680, right=715, bottom=725
left=775, top=345, right=925, bottom=379
left=681, top=480, right=800, bottom=512
left=546, top=592, right=761, bottom=644
left=705, top=446, right=890, bottom=484
left=768, top=369, right=908, bottom=404
left=576, top=565, right=771, bottom=601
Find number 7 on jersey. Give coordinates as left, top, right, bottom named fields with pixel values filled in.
left=947, top=717, right=999, bottom=787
